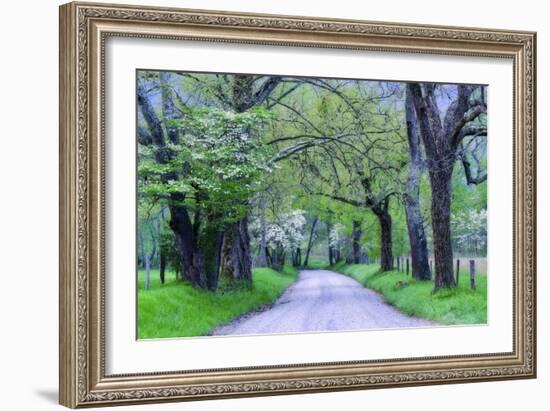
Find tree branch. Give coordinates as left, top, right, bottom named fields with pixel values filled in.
left=311, top=192, right=362, bottom=207
left=407, top=83, right=440, bottom=163
left=266, top=83, right=303, bottom=109
left=459, top=125, right=487, bottom=140
left=462, top=158, right=487, bottom=185
left=137, top=81, right=165, bottom=147
left=450, top=104, right=487, bottom=148
left=253, top=76, right=283, bottom=105
left=269, top=139, right=334, bottom=163
left=175, top=72, right=232, bottom=107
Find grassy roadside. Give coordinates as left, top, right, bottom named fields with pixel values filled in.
left=332, top=262, right=487, bottom=325
left=137, top=266, right=298, bottom=339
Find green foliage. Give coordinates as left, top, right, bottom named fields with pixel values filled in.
left=451, top=163, right=487, bottom=214
left=136, top=71, right=488, bottom=337
left=335, top=264, right=487, bottom=325
left=139, top=105, right=276, bottom=225
left=137, top=266, right=298, bottom=339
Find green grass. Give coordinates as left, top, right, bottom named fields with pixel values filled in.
left=137, top=266, right=298, bottom=339
left=333, top=263, right=487, bottom=325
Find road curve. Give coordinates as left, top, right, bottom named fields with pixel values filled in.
left=213, top=269, right=434, bottom=336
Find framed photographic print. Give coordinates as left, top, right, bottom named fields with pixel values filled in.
left=59, top=1, right=537, bottom=408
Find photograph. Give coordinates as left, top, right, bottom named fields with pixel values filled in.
left=136, top=70, right=488, bottom=339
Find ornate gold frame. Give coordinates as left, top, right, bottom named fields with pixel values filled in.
left=59, top=1, right=536, bottom=408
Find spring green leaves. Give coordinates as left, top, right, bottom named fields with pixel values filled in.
left=139, top=106, right=276, bottom=224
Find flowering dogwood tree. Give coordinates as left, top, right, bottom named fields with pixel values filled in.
left=328, top=223, right=345, bottom=249
left=263, top=210, right=306, bottom=270
left=138, top=99, right=276, bottom=289
left=328, top=223, right=346, bottom=263
left=451, top=209, right=487, bottom=256
left=139, top=106, right=275, bottom=224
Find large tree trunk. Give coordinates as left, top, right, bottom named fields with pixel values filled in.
left=373, top=207, right=393, bottom=272
left=220, top=234, right=233, bottom=280
left=219, top=75, right=285, bottom=282
left=404, top=89, right=432, bottom=280
left=221, top=216, right=253, bottom=283
left=169, top=201, right=206, bottom=288
left=430, top=170, right=456, bottom=289
left=218, top=76, right=260, bottom=284
left=231, top=216, right=253, bottom=282
left=407, top=83, right=485, bottom=289
left=351, top=220, right=362, bottom=264
left=302, top=216, right=318, bottom=267
left=359, top=175, right=394, bottom=272
left=199, top=215, right=224, bottom=291
left=405, top=202, right=431, bottom=280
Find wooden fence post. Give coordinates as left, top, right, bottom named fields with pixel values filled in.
left=456, top=259, right=460, bottom=285
left=469, top=259, right=476, bottom=290
left=406, top=258, right=409, bottom=275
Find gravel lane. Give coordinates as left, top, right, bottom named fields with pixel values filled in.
left=212, top=269, right=434, bottom=336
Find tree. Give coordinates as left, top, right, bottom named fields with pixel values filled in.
left=408, top=83, right=487, bottom=289
left=328, top=223, right=345, bottom=263
left=138, top=72, right=276, bottom=289
left=284, top=81, right=405, bottom=271
left=264, top=210, right=306, bottom=271
left=403, top=89, right=432, bottom=280
left=350, top=220, right=363, bottom=264
left=216, top=75, right=282, bottom=282
left=137, top=205, right=161, bottom=290
left=136, top=70, right=488, bottom=299
left=137, top=73, right=206, bottom=288
left=302, top=215, right=319, bottom=267
left=451, top=209, right=487, bottom=256
left=361, top=176, right=395, bottom=271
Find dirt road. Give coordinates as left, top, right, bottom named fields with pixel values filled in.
left=213, top=269, right=433, bottom=336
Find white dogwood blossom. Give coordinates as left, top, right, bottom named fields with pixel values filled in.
left=451, top=209, right=487, bottom=253
left=328, top=223, right=345, bottom=249
left=265, top=210, right=306, bottom=251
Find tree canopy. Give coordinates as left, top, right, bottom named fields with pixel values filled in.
left=136, top=70, right=487, bottom=292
